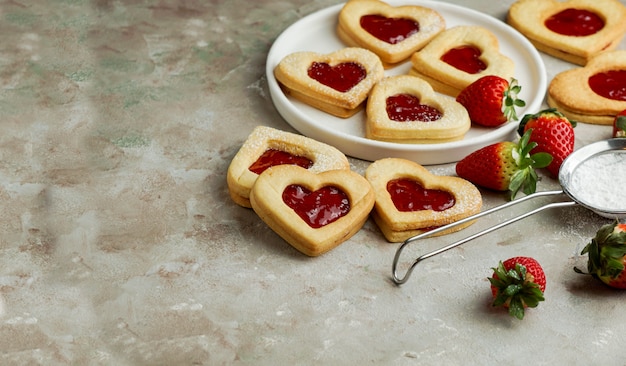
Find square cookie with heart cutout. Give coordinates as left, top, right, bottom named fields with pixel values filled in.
left=274, top=47, right=385, bottom=118
left=410, top=25, right=515, bottom=97
left=366, top=75, right=470, bottom=143
left=337, top=0, right=445, bottom=67
left=365, top=158, right=482, bottom=242
left=227, top=126, right=350, bottom=208
left=250, top=165, right=375, bottom=256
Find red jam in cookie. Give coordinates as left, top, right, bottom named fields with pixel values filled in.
left=440, top=45, right=487, bottom=74
left=545, top=8, right=605, bottom=37
left=588, top=70, right=626, bottom=101
left=282, top=184, right=350, bottom=228
left=360, top=14, right=419, bottom=44
left=307, top=61, right=366, bottom=92
left=387, top=178, right=455, bottom=212
left=248, top=149, right=314, bottom=175
left=386, top=94, right=443, bottom=122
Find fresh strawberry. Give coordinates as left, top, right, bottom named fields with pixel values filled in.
left=517, top=108, right=575, bottom=177
left=455, top=130, right=552, bottom=199
left=576, top=220, right=626, bottom=289
left=613, top=109, right=626, bottom=138
left=456, top=76, right=526, bottom=127
left=489, top=256, right=546, bottom=320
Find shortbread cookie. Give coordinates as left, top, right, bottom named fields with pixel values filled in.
left=337, top=0, right=445, bottom=67
left=227, top=126, right=350, bottom=207
left=409, top=25, right=515, bottom=97
left=366, top=75, right=470, bottom=143
left=250, top=165, right=375, bottom=256
left=365, top=158, right=482, bottom=242
left=274, top=47, right=385, bottom=118
left=508, top=0, right=626, bottom=65
left=547, top=50, right=626, bottom=125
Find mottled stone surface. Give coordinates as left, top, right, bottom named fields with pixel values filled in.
left=0, top=0, right=624, bottom=364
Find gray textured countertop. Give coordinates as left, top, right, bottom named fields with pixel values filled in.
left=1, top=0, right=624, bottom=364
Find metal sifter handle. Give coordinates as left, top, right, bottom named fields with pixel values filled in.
left=391, top=190, right=577, bottom=285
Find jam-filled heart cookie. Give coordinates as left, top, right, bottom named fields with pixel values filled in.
left=227, top=126, right=350, bottom=208
left=508, top=0, right=626, bottom=65
left=547, top=50, right=626, bottom=125
left=365, top=158, right=482, bottom=242
left=274, top=47, right=385, bottom=118
left=366, top=75, right=470, bottom=143
left=409, top=25, right=515, bottom=97
left=337, top=0, right=445, bottom=68
left=250, top=165, right=375, bottom=256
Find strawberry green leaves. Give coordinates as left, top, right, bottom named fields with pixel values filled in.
left=502, top=78, right=526, bottom=122
left=456, top=129, right=552, bottom=200
left=508, top=129, right=552, bottom=199
left=576, top=220, right=626, bottom=289
left=489, top=256, right=546, bottom=320
left=613, top=110, right=626, bottom=138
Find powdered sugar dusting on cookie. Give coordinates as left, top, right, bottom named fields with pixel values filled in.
left=366, top=75, right=470, bottom=142
left=338, top=1, right=446, bottom=64
left=275, top=47, right=384, bottom=110
left=337, top=47, right=385, bottom=104
left=364, top=158, right=482, bottom=241
left=246, top=126, right=349, bottom=173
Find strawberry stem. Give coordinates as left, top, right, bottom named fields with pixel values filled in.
left=508, top=129, right=552, bottom=199
left=502, top=78, right=525, bottom=122
left=580, top=220, right=626, bottom=281
left=489, top=261, right=545, bottom=319
left=616, top=116, right=626, bottom=137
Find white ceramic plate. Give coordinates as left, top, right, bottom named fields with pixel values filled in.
left=266, top=0, right=546, bottom=164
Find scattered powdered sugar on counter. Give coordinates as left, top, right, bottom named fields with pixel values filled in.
left=569, top=151, right=626, bottom=211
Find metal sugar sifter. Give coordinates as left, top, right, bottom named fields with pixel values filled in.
left=392, top=138, right=626, bottom=285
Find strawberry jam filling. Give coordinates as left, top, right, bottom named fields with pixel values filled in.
left=386, top=94, right=442, bottom=122
left=588, top=70, right=626, bottom=101
left=387, top=178, right=455, bottom=212
left=248, top=149, right=314, bottom=175
left=440, top=45, right=486, bottom=74
left=360, top=14, right=419, bottom=44
left=545, top=8, right=604, bottom=37
left=282, top=184, right=350, bottom=229
left=308, top=61, right=366, bottom=92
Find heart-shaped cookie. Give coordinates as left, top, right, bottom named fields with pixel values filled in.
left=366, top=75, right=470, bottom=143
left=507, top=0, right=626, bottom=65
left=227, top=126, right=350, bottom=207
left=365, top=158, right=482, bottom=242
left=548, top=50, right=626, bottom=125
left=337, top=0, right=445, bottom=67
left=410, top=25, right=515, bottom=97
left=274, top=47, right=384, bottom=118
left=250, top=165, right=375, bottom=256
